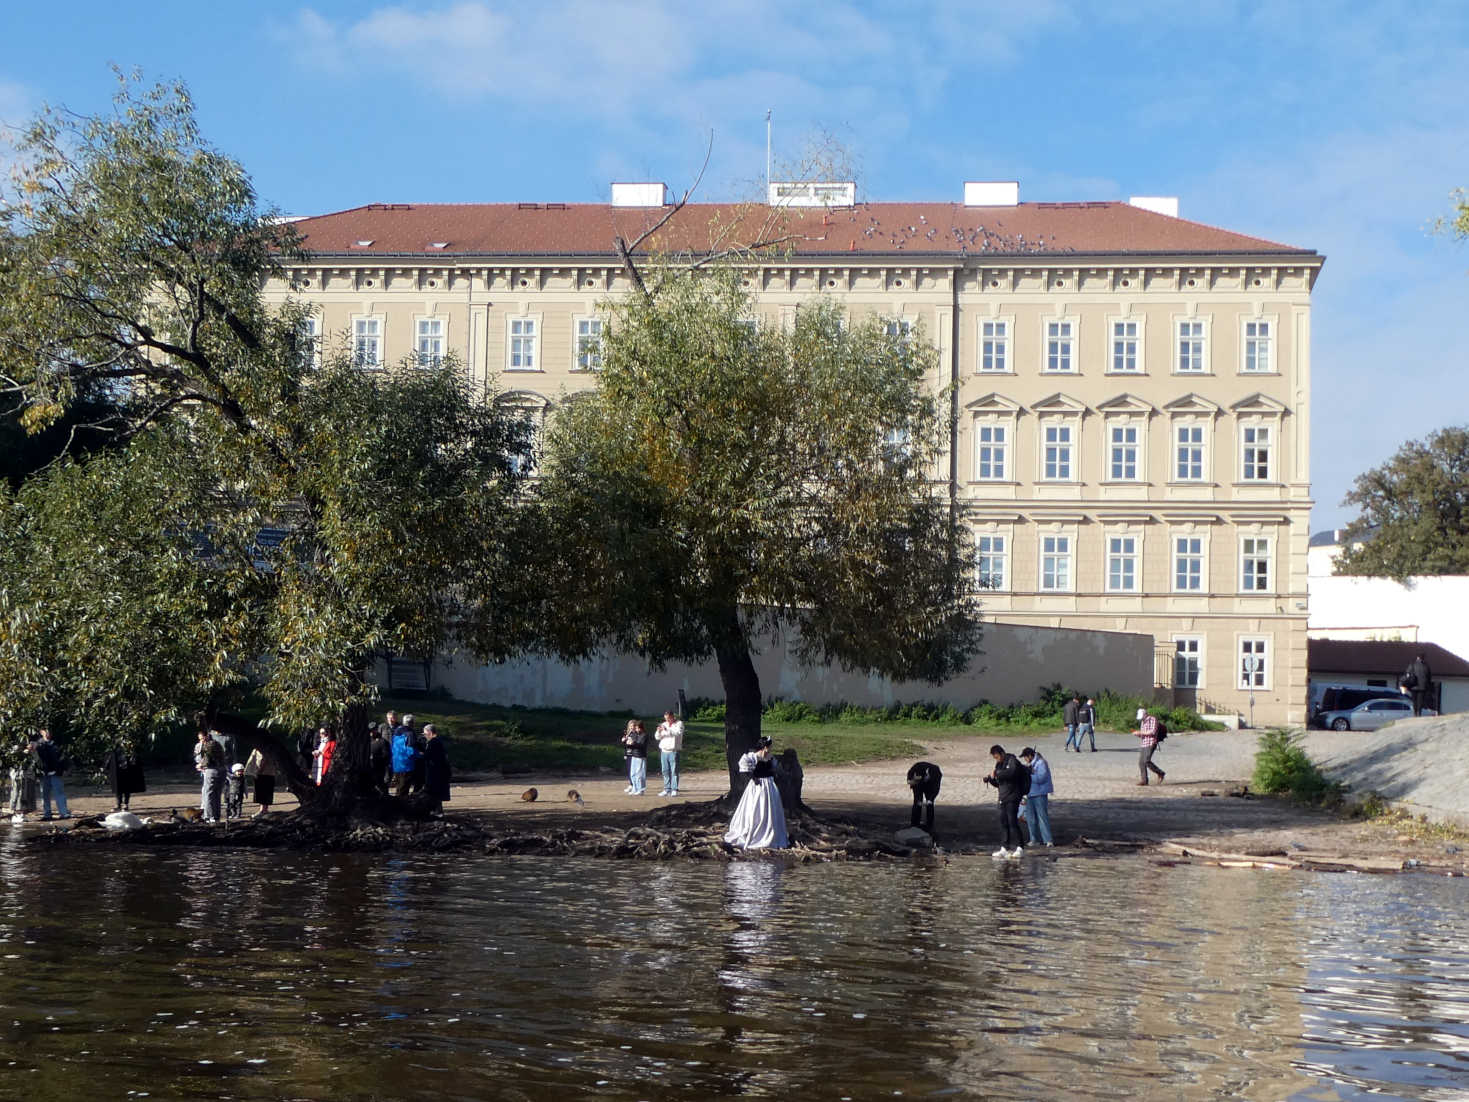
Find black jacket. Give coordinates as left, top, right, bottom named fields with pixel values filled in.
left=423, top=737, right=452, bottom=801
left=992, top=754, right=1027, bottom=802
left=35, top=739, right=64, bottom=775
left=1063, top=699, right=1080, bottom=725
left=906, top=761, right=942, bottom=800
left=1406, top=658, right=1432, bottom=691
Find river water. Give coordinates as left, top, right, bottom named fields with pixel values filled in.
left=1, top=829, right=1467, bottom=1101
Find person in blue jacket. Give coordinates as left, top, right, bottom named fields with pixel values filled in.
left=390, top=722, right=420, bottom=798
left=1019, top=747, right=1055, bottom=847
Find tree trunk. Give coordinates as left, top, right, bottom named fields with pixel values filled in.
left=715, top=634, right=762, bottom=803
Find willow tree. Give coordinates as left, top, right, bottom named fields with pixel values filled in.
left=535, top=272, right=982, bottom=799
left=0, top=77, right=536, bottom=813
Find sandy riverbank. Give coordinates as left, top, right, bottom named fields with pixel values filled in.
left=19, top=719, right=1468, bottom=870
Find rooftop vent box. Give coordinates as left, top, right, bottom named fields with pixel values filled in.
left=767, top=180, right=856, bottom=207
left=611, top=182, right=670, bottom=207
left=964, top=181, right=1019, bottom=207
left=1128, top=195, right=1180, bottom=218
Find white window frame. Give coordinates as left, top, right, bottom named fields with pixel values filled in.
left=1106, top=421, right=1142, bottom=481
left=885, top=316, right=916, bottom=346
left=1238, top=636, right=1271, bottom=690
left=1240, top=422, right=1273, bottom=482
left=1043, top=317, right=1077, bottom=374
left=498, top=394, right=549, bottom=475
left=1108, top=316, right=1144, bottom=374
left=1172, top=533, right=1206, bottom=592
left=299, top=314, right=322, bottom=370
left=351, top=314, right=384, bottom=369
left=1240, top=535, right=1272, bottom=593
left=573, top=316, right=604, bottom=372
left=1174, top=636, right=1203, bottom=688
left=1175, top=316, right=1209, bottom=374
left=506, top=315, right=541, bottom=372
left=1041, top=421, right=1076, bottom=481
left=1039, top=533, right=1074, bottom=592
left=978, top=316, right=1012, bottom=373
left=976, top=533, right=1007, bottom=591
left=415, top=315, right=446, bottom=368
left=1174, top=421, right=1208, bottom=482
left=974, top=421, right=1009, bottom=481
left=1241, top=316, right=1276, bottom=374
left=1105, top=533, right=1140, bottom=593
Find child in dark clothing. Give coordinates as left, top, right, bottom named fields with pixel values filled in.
left=224, top=763, right=247, bottom=820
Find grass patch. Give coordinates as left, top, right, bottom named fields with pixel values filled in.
left=1251, top=729, right=1344, bottom=804
left=691, top=685, right=1223, bottom=735
left=384, top=696, right=956, bottom=775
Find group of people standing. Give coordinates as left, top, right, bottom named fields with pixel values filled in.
left=7, top=729, right=74, bottom=821
left=366, top=711, right=452, bottom=813
left=620, top=711, right=684, bottom=797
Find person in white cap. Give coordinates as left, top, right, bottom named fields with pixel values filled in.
left=1132, top=708, right=1166, bottom=786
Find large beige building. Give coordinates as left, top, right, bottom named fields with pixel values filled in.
left=266, top=182, right=1322, bottom=726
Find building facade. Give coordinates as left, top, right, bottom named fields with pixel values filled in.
left=266, top=185, right=1322, bottom=725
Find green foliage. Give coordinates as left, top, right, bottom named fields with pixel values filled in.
left=1252, top=729, right=1343, bottom=802
left=680, top=687, right=1221, bottom=732
left=0, top=79, right=538, bottom=774
left=1336, top=425, right=1469, bottom=579
left=533, top=271, right=983, bottom=684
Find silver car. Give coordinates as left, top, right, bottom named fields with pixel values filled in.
left=1319, top=697, right=1415, bottom=731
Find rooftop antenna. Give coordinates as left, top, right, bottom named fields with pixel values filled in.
left=765, top=109, right=772, bottom=197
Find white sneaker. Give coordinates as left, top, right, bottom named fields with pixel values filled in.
left=1008, top=847, right=1024, bottom=859
left=623, top=786, right=634, bottom=794
left=992, top=847, right=1008, bottom=858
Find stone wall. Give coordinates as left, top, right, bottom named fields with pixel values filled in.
left=412, top=621, right=1154, bottom=713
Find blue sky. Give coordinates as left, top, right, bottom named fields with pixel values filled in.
left=2, top=0, right=1466, bottom=531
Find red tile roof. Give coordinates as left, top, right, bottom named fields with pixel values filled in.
left=289, top=201, right=1314, bottom=261
left=1309, top=639, right=1469, bottom=679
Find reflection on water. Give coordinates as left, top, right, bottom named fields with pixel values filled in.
left=1, top=825, right=1467, bottom=1100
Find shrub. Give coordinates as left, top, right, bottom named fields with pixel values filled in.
left=1252, top=729, right=1342, bottom=803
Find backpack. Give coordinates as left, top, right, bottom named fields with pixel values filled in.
left=1154, top=717, right=1168, bottom=742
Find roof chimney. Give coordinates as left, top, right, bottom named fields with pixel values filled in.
left=1128, top=196, right=1180, bottom=218
left=611, top=182, right=670, bottom=207
left=964, top=181, right=1019, bottom=207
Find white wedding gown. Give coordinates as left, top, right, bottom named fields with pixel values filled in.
left=723, top=752, right=788, bottom=849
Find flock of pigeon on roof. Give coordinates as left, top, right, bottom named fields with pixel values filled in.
left=844, top=209, right=1061, bottom=255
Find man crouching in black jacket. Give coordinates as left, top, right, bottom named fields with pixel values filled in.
left=983, top=745, right=1026, bottom=859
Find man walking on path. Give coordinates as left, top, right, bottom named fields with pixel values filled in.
left=656, top=711, right=684, bottom=797
left=34, top=729, right=69, bottom=821
left=984, top=744, right=1027, bottom=858
left=1132, top=708, right=1166, bottom=786
left=1062, top=694, right=1082, bottom=752
left=1077, top=697, right=1097, bottom=752
left=1403, top=654, right=1433, bottom=716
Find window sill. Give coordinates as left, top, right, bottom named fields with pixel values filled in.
left=1172, top=371, right=1214, bottom=377
left=1238, top=370, right=1281, bottom=377
left=1104, top=371, right=1148, bottom=377
left=504, top=367, right=545, bottom=373
left=1231, top=481, right=1283, bottom=488
left=1100, top=480, right=1152, bottom=487
left=976, top=369, right=1016, bottom=376
left=1166, top=480, right=1217, bottom=487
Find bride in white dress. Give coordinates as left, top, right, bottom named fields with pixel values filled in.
left=723, top=737, right=788, bottom=849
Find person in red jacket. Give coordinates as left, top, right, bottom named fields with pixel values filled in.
left=314, top=727, right=337, bottom=786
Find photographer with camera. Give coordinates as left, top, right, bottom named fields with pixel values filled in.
left=621, top=719, right=648, bottom=795
left=983, top=744, right=1028, bottom=859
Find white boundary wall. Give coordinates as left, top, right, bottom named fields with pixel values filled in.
left=419, top=622, right=1153, bottom=713
left=1308, top=543, right=1469, bottom=662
